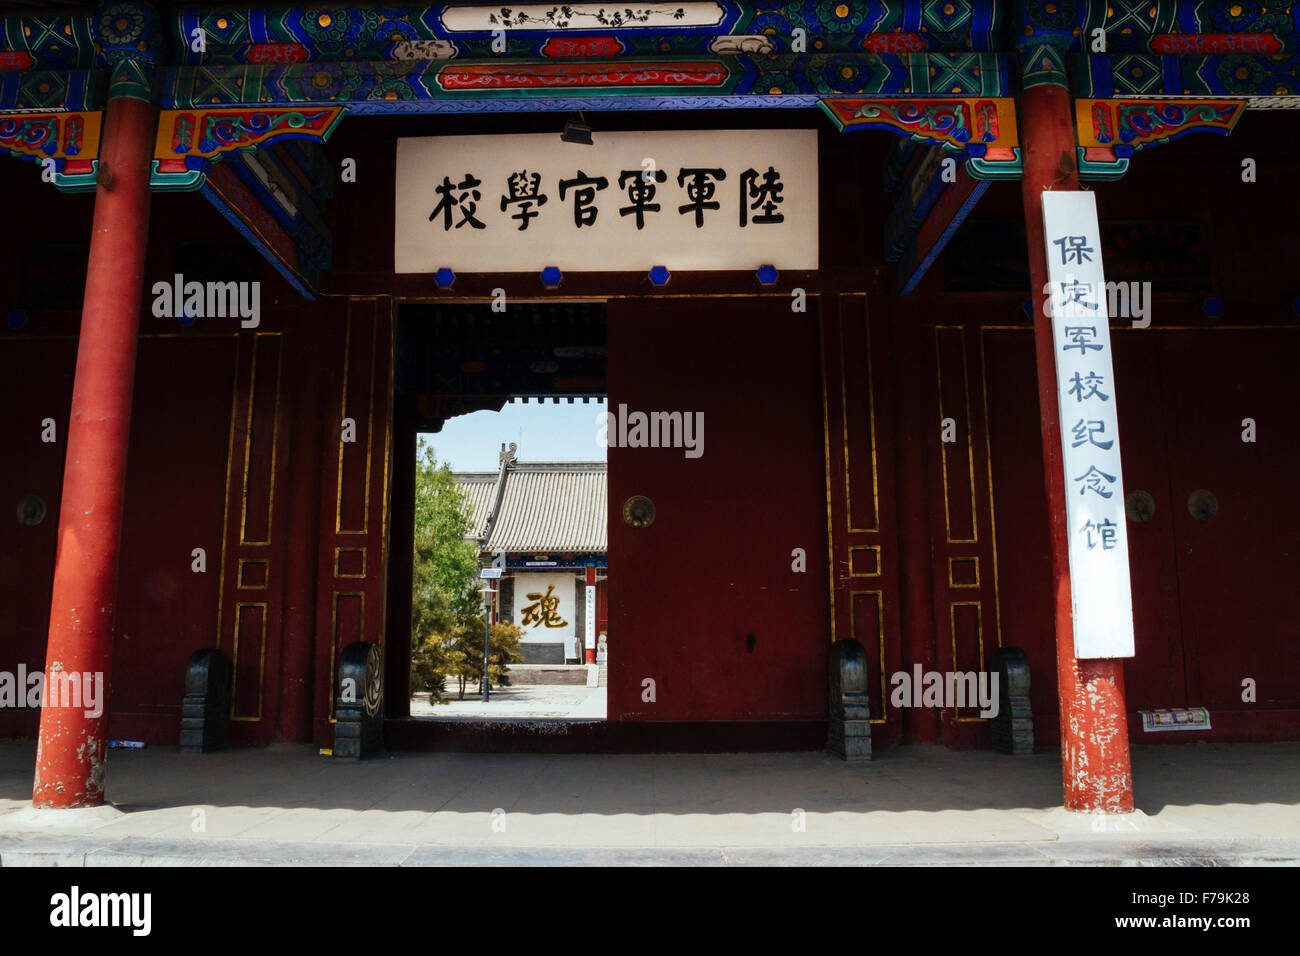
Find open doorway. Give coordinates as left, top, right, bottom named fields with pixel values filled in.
left=391, top=301, right=608, bottom=722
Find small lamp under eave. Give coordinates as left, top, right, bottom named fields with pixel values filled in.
left=561, top=111, right=593, bottom=145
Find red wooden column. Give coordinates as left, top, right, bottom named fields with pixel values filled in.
left=1019, top=65, right=1134, bottom=812
left=32, top=6, right=159, bottom=808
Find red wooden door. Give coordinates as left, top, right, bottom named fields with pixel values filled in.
left=605, top=296, right=829, bottom=724
left=115, top=336, right=239, bottom=743
left=1109, top=329, right=1188, bottom=711
left=1158, top=329, right=1300, bottom=723
left=0, top=340, right=73, bottom=738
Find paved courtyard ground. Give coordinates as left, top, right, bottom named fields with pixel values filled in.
left=409, top=683, right=606, bottom=719
left=0, top=741, right=1295, bottom=865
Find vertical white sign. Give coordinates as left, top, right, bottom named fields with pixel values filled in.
left=1041, top=191, right=1136, bottom=659
left=585, top=585, right=596, bottom=651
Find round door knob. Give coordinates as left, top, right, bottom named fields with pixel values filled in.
left=16, top=494, right=46, bottom=527
left=1187, top=489, right=1218, bottom=523
left=622, top=495, right=655, bottom=529
left=1125, top=490, right=1155, bottom=523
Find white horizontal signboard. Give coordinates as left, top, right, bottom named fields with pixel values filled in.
left=438, top=2, right=730, bottom=32
left=1042, top=190, right=1135, bottom=659
left=394, top=130, right=818, bottom=274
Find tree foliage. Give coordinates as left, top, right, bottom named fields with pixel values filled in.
left=410, top=443, right=523, bottom=702
left=411, top=443, right=480, bottom=645
left=413, top=618, right=524, bottom=701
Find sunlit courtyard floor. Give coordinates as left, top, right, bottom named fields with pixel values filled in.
left=0, top=741, right=1297, bottom=865
left=409, top=682, right=606, bottom=720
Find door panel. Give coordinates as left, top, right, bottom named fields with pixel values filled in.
left=606, top=297, right=829, bottom=723
left=1110, top=329, right=1187, bottom=710
left=114, top=336, right=237, bottom=739
left=1159, top=329, right=1300, bottom=711
left=981, top=329, right=1062, bottom=731
left=0, top=340, right=74, bottom=737
left=314, top=297, right=394, bottom=742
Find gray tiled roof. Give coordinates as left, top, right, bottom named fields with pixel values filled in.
left=455, top=462, right=606, bottom=553
left=456, top=473, right=498, bottom=541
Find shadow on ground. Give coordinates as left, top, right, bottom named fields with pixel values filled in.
left=0, top=740, right=1295, bottom=818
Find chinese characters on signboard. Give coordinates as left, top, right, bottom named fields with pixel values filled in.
left=520, top=584, right=568, bottom=629
left=394, top=130, right=818, bottom=273
left=511, top=572, right=577, bottom=644
left=1042, top=191, right=1136, bottom=659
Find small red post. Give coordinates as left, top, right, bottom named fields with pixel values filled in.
left=32, top=91, right=157, bottom=808
left=1020, top=83, right=1134, bottom=813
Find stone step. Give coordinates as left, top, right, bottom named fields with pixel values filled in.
left=505, top=664, right=590, bottom=686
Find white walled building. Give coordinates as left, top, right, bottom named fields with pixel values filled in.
left=457, top=450, right=607, bottom=665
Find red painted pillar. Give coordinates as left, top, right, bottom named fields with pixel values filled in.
left=32, top=89, right=156, bottom=807
left=1020, top=83, right=1134, bottom=812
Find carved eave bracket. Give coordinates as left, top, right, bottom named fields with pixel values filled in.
left=821, top=95, right=1022, bottom=181
left=1077, top=98, right=1245, bottom=156
left=820, top=97, right=1017, bottom=152
left=0, top=111, right=102, bottom=191
left=151, top=104, right=346, bottom=190
left=150, top=106, right=343, bottom=298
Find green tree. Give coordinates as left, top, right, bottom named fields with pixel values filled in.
left=410, top=445, right=525, bottom=702
left=439, top=618, right=524, bottom=700
left=410, top=444, right=482, bottom=700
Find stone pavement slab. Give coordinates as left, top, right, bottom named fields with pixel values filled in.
left=2, top=832, right=1297, bottom=867
left=0, top=741, right=1295, bottom=866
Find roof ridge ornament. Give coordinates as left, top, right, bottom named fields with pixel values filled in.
left=480, top=442, right=518, bottom=547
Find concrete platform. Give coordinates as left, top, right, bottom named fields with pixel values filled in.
left=0, top=741, right=1296, bottom=866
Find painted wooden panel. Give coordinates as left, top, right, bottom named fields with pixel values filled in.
left=214, top=331, right=291, bottom=737
left=314, top=297, right=393, bottom=741
left=821, top=294, right=903, bottom=737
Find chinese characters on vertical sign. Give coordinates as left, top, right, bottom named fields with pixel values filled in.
left=394, top=131, right=818, bottom=273
left=1042, top=191, right=1136, bottom=659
